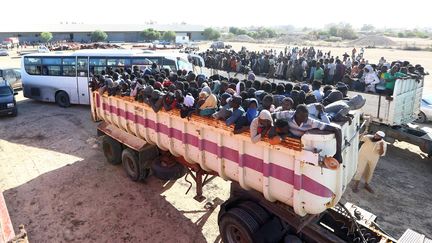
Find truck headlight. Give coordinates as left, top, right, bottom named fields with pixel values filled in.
left=7, top=103, right=14, bottom=108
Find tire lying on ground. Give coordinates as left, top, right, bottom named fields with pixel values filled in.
left=151, top=159, right=186, bottom=181
left=102, top=136, right=122, bottom=165
left=122, top=148, right=150, bottom=181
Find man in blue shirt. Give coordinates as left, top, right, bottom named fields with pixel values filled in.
left=226, top=95, right=245, bottom=126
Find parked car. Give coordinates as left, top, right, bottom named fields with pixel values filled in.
left=0, top=67, right=22, bottom=90
left=417, top=94, right=432, bottom=123
left=0, top=79, right=18, bottom=117
left=0, top=49, right=9, bottom=56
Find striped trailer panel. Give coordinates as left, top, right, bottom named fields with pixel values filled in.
left=91, top=92, right=360, bottom=216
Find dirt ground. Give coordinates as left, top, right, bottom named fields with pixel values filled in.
left=1, top=43, right=432, bottom=242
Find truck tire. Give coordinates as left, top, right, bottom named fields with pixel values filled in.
left=219, top=207, right=260, bottom=243
left=283, top=234, right=302, bottom=243
left=151, top=159, right=186, bottom=181
left=237, top=201, right=271, bottom=225
left=55, top=91, right=71, bottom=107
left=122, top=148, right=149, bottom=181
left=102, top=136, right=122, bottom=165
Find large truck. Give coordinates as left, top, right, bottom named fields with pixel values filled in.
left=90, top=91, right=408, bottom=242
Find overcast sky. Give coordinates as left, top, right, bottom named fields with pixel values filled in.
left=1, top=0, right=430, bottom=29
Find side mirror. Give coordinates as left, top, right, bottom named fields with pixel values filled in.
left=14, top=91, right=18, bottom=96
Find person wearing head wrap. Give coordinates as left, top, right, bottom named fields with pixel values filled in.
left=352, top=131, right=387, bottom=193
left=363, top=65, right=380, bottom=93
left=250, top=110, right=273, bottom=143
left=198, top=91, right=218, bottom=116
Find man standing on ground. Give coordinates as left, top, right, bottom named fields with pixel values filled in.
left=352, top=131, right=387, bottom=193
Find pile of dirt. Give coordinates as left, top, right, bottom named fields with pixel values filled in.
left=232, top=34, right=255, bottom=42
left=349, top=35, right=396, bottom=47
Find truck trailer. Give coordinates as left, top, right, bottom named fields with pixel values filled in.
left=89, top=90, right=406, bottom=242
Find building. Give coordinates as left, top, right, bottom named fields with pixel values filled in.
left=0, top=24, right=206, bottom=43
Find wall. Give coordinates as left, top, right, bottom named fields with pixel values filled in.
left=0, top=30, right=204, bottom=43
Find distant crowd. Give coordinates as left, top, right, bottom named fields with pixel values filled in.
left=198, top=46, right=427, bottom=96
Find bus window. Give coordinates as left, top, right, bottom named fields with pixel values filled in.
left=107, top=58, right=130, bottom=66
left=145, top=57, right=161, bottom=65
left=25, top=65, right=41, bottom=75
left=62, top=58, right=76, bottom=76
left=89, top=58, right=106, bottom=66
left=177, top=57, right=192, bottom=71
left=62, top=66, right=76, bottom=76
left=77, top=58, right=88, bottom=77
left=132, top=58, right=152, bottom=65
left=62, top=58, right=76, bottom=66
left=42, top=65, right=61, bottom=76
left=162, top=58, right=176, bottom=71
left=42, top=58, right=62, bottom=65
left=24, top=57, right=42, bottom=65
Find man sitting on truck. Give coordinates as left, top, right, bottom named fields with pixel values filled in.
left=273, top=105, right=343, bottom=162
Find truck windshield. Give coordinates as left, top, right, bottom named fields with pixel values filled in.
left=0, top=86, right=12, bottom=96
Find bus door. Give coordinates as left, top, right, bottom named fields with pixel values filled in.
left=76, top=57, right=90, bottom=105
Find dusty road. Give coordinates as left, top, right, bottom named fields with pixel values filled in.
left=0, top=45, right=432, bottom=242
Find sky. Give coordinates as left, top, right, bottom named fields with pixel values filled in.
left=1, top=0, right=430, bottom=29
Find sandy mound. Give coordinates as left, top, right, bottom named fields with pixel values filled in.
left=349, top=35, right=396, bottom=47
left=232, top=34, right=255, bottom=42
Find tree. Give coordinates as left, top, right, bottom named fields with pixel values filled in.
left=91, top=30, right=108, bottom=42
left=361, top=24, right=375, bottom=32
left=229, top=27, right=247, bottom=35
left=162, top=31, right=176, bottom=42
left=40, top=32, right=53, bottom=43
left=140, top=28, right=161, bottom=41
left=203, top=28, right=220, bottom=40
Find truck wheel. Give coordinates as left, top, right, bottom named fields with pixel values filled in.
left=56, top=91, right=70, bottom=107
left=237, top=201, right=271, bottom=225
left=219, top=207, right=260, bottom=243
left=122, top=148, right=149, bottom=181
left=102, top=136, right=122, bottom=165
left=283, top=234, right=302, bottom=243
left=151, top=159, right=186, bottom=181
left=416, top=111, right=427, bottom=123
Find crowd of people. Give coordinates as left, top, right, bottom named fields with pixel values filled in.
left=88, top=45, right=429, bottom=163
left=198, top=46, right=427, bottom=97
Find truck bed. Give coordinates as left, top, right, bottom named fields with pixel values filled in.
left=91, top=91, right=361, bottom=216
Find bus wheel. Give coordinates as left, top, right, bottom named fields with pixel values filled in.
left=219, top=207, right=260, bottom=243
left=56, top=91, right=70, bottom=107
left=102, top=136, right=122, bottom=165
left=122, top=148, right=149, bottom=181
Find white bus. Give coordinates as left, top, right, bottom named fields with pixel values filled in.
left=21, top=49, right=193, bottom=107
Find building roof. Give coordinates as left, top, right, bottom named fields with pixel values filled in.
left=0, top=24, right=206, bottom=33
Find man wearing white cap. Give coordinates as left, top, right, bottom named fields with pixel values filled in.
left=352, top=131, right=387, bottom=193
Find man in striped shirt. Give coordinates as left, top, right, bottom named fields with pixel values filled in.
left=273, top=104, right=343, bottom=163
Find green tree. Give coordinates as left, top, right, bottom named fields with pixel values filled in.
left=361, top=24, right=375, bottom=32
left=140, top=28, right=161, bottom=41
left=40, top=32, right=53, bottom=43
left=91, top=30, right=108, bottom=42
left=162, top=31, right=176, bottom=42
left=229, top=27, right=247, bottom=35
left=203, top=28, right=220, bottom=40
